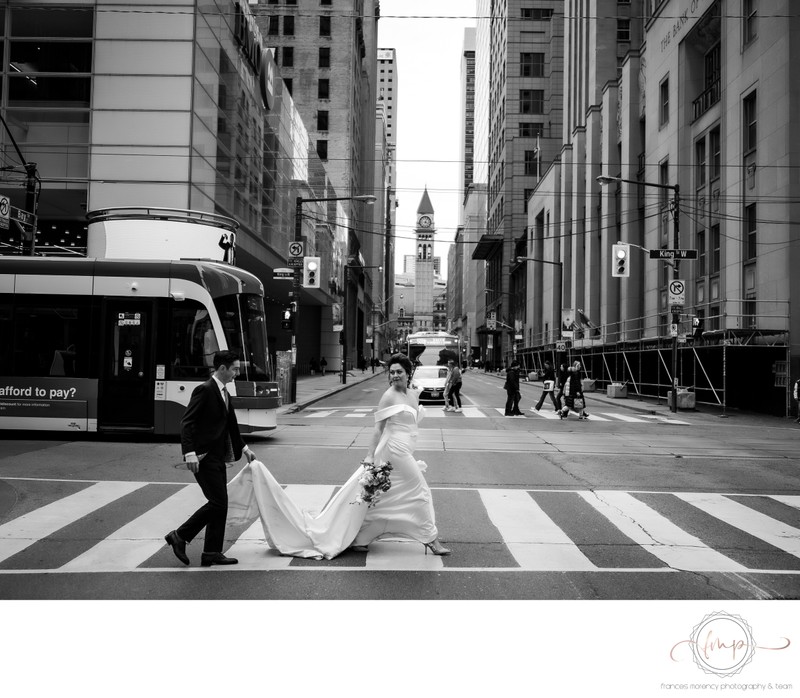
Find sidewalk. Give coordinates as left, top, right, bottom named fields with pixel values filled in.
left=278, top=368, right=381, bottom=415
left=484, top=369, right=791, bottom=426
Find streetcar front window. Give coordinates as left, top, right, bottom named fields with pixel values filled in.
left=214, top=294, right=271, bottom=381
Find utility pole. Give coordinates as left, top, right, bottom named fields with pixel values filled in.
left=670, top=186, right=681, bottom=414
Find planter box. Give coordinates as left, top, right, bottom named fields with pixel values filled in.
left=607, top=383, right=627, bottom=399
left=667, top=389, right=696, bottom=410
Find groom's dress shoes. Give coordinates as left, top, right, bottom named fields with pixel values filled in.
left=165, top=530, right=189, bottom=565
left=201, top=552, right=238, bottom=567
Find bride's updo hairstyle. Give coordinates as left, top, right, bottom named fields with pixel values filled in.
left=388, top=353, right=414, bottom=386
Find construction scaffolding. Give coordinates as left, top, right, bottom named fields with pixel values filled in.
left=512, top=300, right=792, bottom=417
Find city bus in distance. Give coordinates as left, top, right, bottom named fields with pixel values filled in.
left=405, top=331, right=463, bottom=367
left=0, top=257, right=279, bottom=434
left=405, top=331, right=462, bottom=403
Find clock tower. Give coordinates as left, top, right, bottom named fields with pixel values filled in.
left=414, top=188, right=436, bottom=331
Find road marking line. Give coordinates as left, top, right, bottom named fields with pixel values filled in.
left=479, top=489, right=597, bottom=570
left=306, top=410, right=336, bottom=418
left=364, top=540, right=444, bottom=570
left=677, top=493, right=800, bottom=558
left=770, top=495, right=800, bottom=511
left=596, top=413, right=647, bottom=423
left=59, top=485, right=204, bottom=572
left=579, top=490, right=747, bottom=572
left=0, top=481, right=147, bottom=564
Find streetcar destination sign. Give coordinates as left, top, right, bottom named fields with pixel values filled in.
left=649, top=249, right=698, bottom=260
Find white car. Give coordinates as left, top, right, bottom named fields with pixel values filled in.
left=412, top=365, right=450, bottom=403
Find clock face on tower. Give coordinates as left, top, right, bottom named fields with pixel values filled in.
left=418, top=215, right=432, bottom=228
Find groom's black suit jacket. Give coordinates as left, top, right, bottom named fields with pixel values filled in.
left=180, top=378, right=245, bottom=461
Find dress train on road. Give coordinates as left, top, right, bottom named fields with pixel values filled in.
left=226, top=404, right=438, bottom=559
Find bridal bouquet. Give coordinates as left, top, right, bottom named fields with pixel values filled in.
left=354, top=460, right=393, bottom=508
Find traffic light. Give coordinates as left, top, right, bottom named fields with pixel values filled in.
left=612, top=243, right=630, bottom=278
left=302, top=256, right=321, bottom=288
left=280, top=305, right=294, bottom=331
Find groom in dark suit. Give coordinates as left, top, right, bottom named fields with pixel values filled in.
left=165, top=350, right=257, bottom=567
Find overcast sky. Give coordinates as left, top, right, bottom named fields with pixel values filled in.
left=377, top=0, right=477, bottom=278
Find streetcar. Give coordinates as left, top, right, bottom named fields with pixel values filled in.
left=0, top=256, right=279, bottom=434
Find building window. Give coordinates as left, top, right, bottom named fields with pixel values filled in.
left=317, top=110, right=329, bottom=131
left=319, top=47, right=331, bottom=68
left=282, top=46, right=294, bottom=68
left=520, top=89, right=544, bottom=115
left=283, top=16, right=294, bottom=35
left=283, top=78, right=292, bottom=95
left=695, top=138, right=706, bottom=188
left=743, top=0, right=757, bottom=45
left=520, top=53, right=544, bottom=78
left=521, top=8, right=553, bottom=20
left=697, top=229, right=706, bottom=277
left=710, top=127, right=721, bottom=180
left=519, top=122, right=543, bottom=137
left=268, top=16, right=279, bottom=35
left=317, top=140, right=328, bottom=161
left=743, top=294, right=757, bottom=328
left=318, top=78, right=330, bottom=99
left=524, top=151, right=537, bottom=175
left=710, top=224, right=720, bottom=274
left=743, top=91, right=757, bottom=152
left=659, top=76, right=669, bottom=127
left=745, top=203, right=757, bottom=260
left=321, top=0, right=332, bottom=5
left=320, top=16, right=331, bottom=37
left=617, top=19, right=631, bottom=42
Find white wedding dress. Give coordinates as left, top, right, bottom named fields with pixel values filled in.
left=226, top=403, right=438, bottom=559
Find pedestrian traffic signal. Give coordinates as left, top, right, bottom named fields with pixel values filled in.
left=302, top=256, right=321, bottom=288
left=692, top=315, right=704, bottom=339
left=612, top=243, right=630, bottom=278
left=281, top=306, right=294, bottom=331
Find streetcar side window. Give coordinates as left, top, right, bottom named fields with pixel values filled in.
left=168, top=300, right=217, bottom=380
left=10, top=298, right=91, bottom=378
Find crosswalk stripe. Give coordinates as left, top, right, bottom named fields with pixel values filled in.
left=594, top=412, right=647, bottom=423
left=364, top=540, right=444, bottom=570
left=3, top=482, right=797, bottom=574
left=228, top=485, right=336, bottom=568
left=677, top=493, right=800, bottom=558
left=60, top=485, right=205, bottom=572
left=771, top=495, right=800, bottom=511
left=303, top=407, right=691, bottom=424
left=529, top=409, right=561, bottom=419
left=579, top=490, right=747, bottom=571
left=640, top=415, right=691, bottom=425
left=492, top=409, right=526, bottom=418
left=479, top=489, right=597, bottom=570
left=0, top=481, right=147, bottom=564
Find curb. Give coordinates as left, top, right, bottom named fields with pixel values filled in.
left=279, top=373, right=379, bottom=415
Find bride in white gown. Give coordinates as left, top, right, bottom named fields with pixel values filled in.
left=226, top=353, right=451, bottom=560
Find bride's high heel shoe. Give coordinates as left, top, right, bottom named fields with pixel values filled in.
left=423, top=539, right=451, bottom=556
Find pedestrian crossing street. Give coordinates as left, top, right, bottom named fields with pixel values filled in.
left=1, top=477, right=798, bottom=574
left=305, top=406, right=691, bottom=425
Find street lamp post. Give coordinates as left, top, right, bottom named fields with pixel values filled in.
left=597, top=174, right=680, bottom=413
left=292, top=194, right=376, bottom=401
left=341, top=260, right=383, bottom=384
